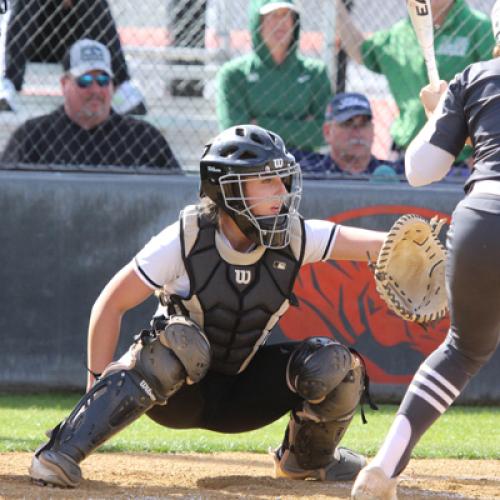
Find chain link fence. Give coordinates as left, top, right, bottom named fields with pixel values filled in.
left=0, top=0, right=496, bottom=172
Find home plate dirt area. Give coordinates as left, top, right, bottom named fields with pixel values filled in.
left=0, top=452, right=499, bottom=499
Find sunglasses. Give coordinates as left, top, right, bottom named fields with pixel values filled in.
left=75, top=73, right=111, bottom=89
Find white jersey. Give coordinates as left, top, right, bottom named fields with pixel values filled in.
left=133, top=218, right=339, bottom=304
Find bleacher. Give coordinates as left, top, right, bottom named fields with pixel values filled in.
left=0, top=45, right=399, bottom=172
left=0, top=0, right=408, bottom=171
left=0, top=46, right=222, bottom=172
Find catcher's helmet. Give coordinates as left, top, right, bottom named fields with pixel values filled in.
left=200, top=124, right=302, bottom=249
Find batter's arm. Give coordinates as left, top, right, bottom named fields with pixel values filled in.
left=335, top=0, right=365, bottom=65
left=87, top=261, right=154, bottom=391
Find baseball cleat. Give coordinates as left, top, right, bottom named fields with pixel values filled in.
left=351, top=465, right=398, bottom=500
left=29, top=450, right=82, bottom=488
left=273, top=445, right=367, bottom=481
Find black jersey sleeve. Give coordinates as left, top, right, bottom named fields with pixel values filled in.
left=428, top=72, right=469, bottom=158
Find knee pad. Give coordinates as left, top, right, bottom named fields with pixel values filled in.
left=287, top=337, right=353, bottom=402
left=135, top=338, right=188, bottom=401
left=300, top=358, right=365, bottom=423
left=158, top=315, right=211, bottom=384
left=135, top=315, right=211, bottom=400
left=103, top=315, right=211, bottom=402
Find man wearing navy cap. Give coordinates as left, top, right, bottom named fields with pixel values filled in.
left=291, top=92, right=400, bottom=179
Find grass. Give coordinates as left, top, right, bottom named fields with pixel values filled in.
left=1, top=393, right=499, bottom=459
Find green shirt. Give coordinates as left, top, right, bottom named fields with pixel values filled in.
left=361, top=0, right=494, bottom=149
left=216, top=0, right=331, bottom=151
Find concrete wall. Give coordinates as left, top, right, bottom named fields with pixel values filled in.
left=1, top=171, right=499, bottom=403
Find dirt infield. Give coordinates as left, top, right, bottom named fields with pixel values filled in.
left=0, top=452, right=499, bottom=499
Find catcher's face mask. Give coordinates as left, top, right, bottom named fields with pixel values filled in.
left=199, top=124, right=301, bottom=248
left=219, top=161, right=302, bottom=249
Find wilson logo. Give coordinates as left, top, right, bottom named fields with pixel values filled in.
left=140, top=379, right=155, bottom=401
left=273, top=260, right=287, bottom=271
left=413, top=0, right=429, bottom=16
left=235, top=269, right=251, bottom=285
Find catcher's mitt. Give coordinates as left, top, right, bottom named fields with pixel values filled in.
left=374, top=214, right=448, bottom=323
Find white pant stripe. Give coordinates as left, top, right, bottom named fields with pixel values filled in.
left=413, top=372, right=455, bottom=406
left=408, top=385, right=447, bottom=414
left=421, top=364, right=460, bottom=397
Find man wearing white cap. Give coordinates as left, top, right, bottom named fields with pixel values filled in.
left=0, top=0, right=146, bottom=115
left=1, top=39, right=180, bottom=170
left=216, top=0, right=331, bottom=152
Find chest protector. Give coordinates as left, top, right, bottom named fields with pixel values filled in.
left=167, top=205, right=305, bottom=375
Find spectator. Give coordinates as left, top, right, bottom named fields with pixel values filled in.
left=1, top=39, right=180, bottom=170
left=291, top=92, right=401, bottom=179
left=0, top=0, right=146, bottom=115
left=167, top=0, right=207, bottom=97
left=336, top=0, right=494, bottom=159
left=216, top=0, right=331, bottom=151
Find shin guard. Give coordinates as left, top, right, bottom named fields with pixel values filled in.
left=274, top=357, right=366, bottom=481
left=35, top=369, right=158, bottom=464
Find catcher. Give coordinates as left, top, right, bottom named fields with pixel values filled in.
left=29, top=124, right=379, bottom=487
left=353, top=2, right=500, bottom=499
left=28, top=124, right=440, bottom=489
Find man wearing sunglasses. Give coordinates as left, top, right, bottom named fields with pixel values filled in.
left=291, top=92, right=401, bottom=180
left=0, top=39, right=180, bottom=170
left=0, top=0, right=146, bottom=115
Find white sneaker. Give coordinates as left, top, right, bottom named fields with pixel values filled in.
left=0, top=78, right=18, bottom=112
left=351, top=465, right=398, bottom=500
left=112, top=80, right=147, bottom=115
